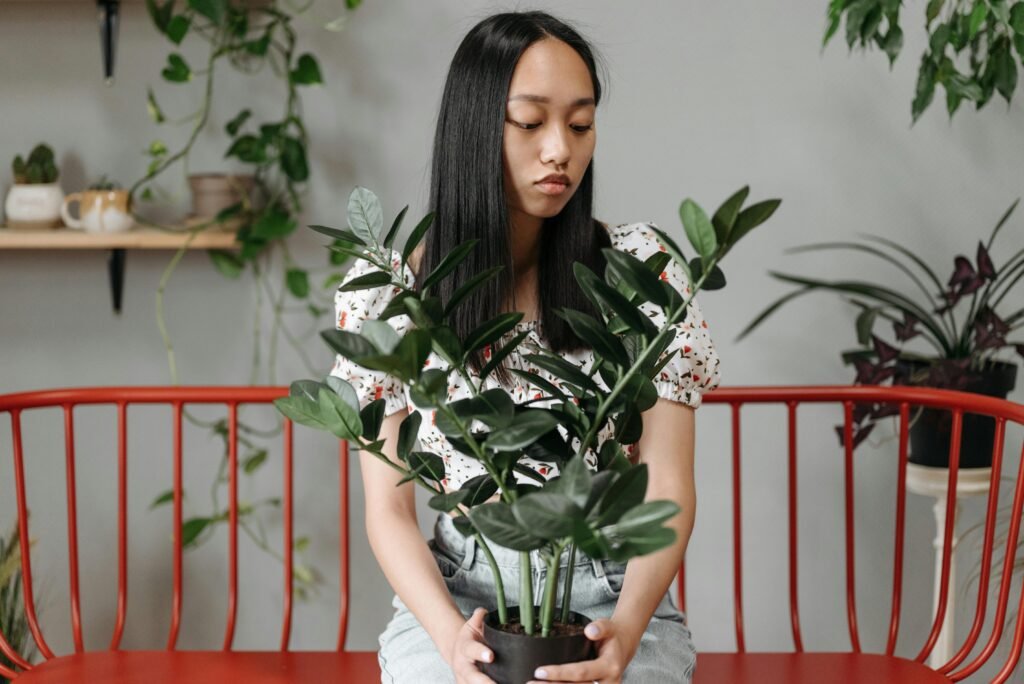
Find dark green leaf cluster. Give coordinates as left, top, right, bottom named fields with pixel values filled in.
left=823, top=0, right=1024, bottom=121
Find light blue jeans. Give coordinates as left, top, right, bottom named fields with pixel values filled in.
left=378, top=512, right=697, bottom=683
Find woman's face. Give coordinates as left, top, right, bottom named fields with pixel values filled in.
left=502, top=38, right=596, bottom=224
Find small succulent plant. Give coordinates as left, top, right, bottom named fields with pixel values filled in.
left=87, top=175, right=122, bottom=191
left=12, top=144, right=58, bottom=185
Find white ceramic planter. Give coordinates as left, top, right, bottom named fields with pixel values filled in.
left=4, top=182, right=64, bottom=229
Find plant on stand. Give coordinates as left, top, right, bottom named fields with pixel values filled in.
left=275, top=185, right=777, bottom=682
left=736, top=197, right=1022, bottom=460
left=136, top=0, right=362, bottom=602
left=736, top=198, right=1024, bottom=664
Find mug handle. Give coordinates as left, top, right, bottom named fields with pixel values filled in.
left=60, top=193, right=84, bottom=230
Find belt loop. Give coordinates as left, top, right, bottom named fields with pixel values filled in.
left=462, top=529, right=476, bottom=570
left=590, top=557, right=605, bottom=579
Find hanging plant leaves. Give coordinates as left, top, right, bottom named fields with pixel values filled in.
left=146, top=88, right=166, bottom=124
left=290, top=54, right=324, bottom=86
left=280, top=137, right=309, bottom=182
left=167, top=14, right=191, bottom=44
left=188, top=0, right=226, bottom=26
left=286, top=268, right=309, bottom=298
left=225, top=109, right=252, bottom=137
left=209, top=249, right=244, bottom=278
left=161, top=54, right=192, bottom=83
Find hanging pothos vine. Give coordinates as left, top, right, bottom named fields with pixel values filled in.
left=131, top=0, right=363, bottom=602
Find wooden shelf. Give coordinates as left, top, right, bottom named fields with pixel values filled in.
left=0, top=226, right=239, bottom=250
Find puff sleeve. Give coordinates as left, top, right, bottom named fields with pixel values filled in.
left=613, top=221, right=723, bottom=409
left=327, top=249, right=415, bottom=417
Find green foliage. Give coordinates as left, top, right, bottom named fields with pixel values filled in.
left=11, top=144, right=58, bottom=184
left=823, top=0, right=1024, bottom=122
left=276, top=185, right=778, bottom=634
left=0, top=519, right=37, bottom=680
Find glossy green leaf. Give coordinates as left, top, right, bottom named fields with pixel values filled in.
left=280, top=137, right=309, bottom=182
left=290, top=54, right=323, bottom=86
left=188, top=0, right=226, bottom=25
left=161, top=53, right=191, bottom=82
left=604, top=249, right=669, bottom=307
left=469, top=503, right=544, bottom=551
left=167, top=14, right=191, bottom=44
left=710, top=186, right=749, bottom=246
left=512, top=492, right=582, bottom=538
left=679, top=199, right=717, bottom=261
left=209, top=249, right=244, bottom=278
left=243, top=450, right=267, bottom=474
left=286, top=268, right=309, bottom=298
left=483, top=409, right=560, bottom=452
left=347, top=186, right=383, bottom=248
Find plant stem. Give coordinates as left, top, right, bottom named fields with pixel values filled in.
left=540, top=548, right=561, bottom=637
left=560, top=542, right=576, bottom=623
left=519, top=551, right=535, bottom=635
left=472, top=533, right=507, bottom=625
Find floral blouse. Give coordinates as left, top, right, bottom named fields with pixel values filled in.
left=328, top=221, right=722, bottom=490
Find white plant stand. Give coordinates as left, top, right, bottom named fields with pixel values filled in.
left=905, top=462, right=993, bottom=670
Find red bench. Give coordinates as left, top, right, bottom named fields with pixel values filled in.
left=1, top=385, right=1021, bottom=682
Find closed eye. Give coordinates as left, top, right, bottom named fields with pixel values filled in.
left=509, top=120, right=593, bottom=133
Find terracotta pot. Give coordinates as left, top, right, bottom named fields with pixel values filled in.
left=896, top=358, right=1019, bottom=468
left=481, top=607, right=596, bottom=684
left=187, top=173, right=255, bottom=227
left=4, top=182, right=64, bottom=229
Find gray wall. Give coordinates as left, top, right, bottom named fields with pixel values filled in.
left=1, top=0, right=1022, bottom=679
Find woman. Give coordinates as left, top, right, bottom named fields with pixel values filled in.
left=330, top=10, right=721, bottom=684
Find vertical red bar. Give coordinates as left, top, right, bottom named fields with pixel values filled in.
left=280, top=419, right=294, bottom=652
left=222, top=403, right=239, bottom=651
left=109, top=401, right=129, bottom=650
left=166, top=401, right=184, bottom=650
left=941, top=417, right=1005, bottom=674
left=842, top=400, right=861, bottom=653
left=63, top=404, right=84, bottom=653
left=786, top=401, right=804, bottom=652
left=4, top=409, right=49, bottom=666
left=730, top=402, right=745, bottom=652
left=336, top=439, right=351, bottom=652
left=952, top=439, right=1024, bottom=681
left=914, top=408, right=963, bottom=663
left=885, top=402, right=910, bottom=657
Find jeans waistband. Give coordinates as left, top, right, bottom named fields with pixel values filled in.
left=433, top=512, right=609, bottom=576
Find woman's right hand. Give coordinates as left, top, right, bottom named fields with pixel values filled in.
left=451, top=607, right=497, bottom=684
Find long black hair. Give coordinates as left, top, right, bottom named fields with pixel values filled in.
left=415, top=9, right=612, bottom=387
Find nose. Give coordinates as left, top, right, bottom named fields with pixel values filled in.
left=540, top=125, right=571, bottom=167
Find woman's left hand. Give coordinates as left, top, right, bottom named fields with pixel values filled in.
left=527, top=618, right=636, bottom=684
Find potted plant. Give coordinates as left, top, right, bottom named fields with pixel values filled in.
left=737, top=198, right=1023, bottom=467
left=4, top=144, right=63, bottom=230
left=0, top=516, right=39, bottom=682
left=276, top=185, right=777, bottom=682
left=133, top=0, right=363, bottom=600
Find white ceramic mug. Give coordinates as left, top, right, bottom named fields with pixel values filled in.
left=60, top=189, right=135, bottom=232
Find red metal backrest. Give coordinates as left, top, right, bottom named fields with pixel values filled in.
left=0, top=387, right=353, bottom=680
left=694, top=385, right=1024, bottom=682
left=1, top=385, right=1023, bottom=681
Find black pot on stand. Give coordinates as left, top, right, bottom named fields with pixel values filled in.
left=895, top=358, right=1018, bottom=468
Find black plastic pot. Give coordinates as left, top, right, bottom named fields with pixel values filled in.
left=896, top=359, right=1018, bottom=468
left=481, top=606, right=597, bottom=684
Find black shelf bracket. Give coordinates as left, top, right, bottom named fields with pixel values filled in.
left=108, top=248, right=125, bottom=313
